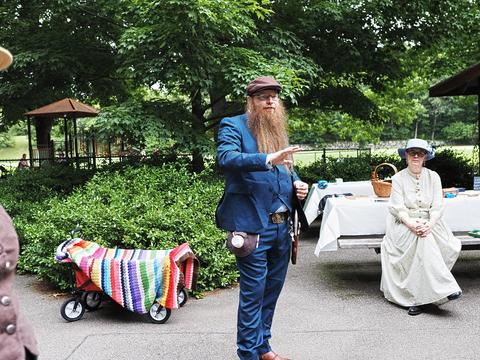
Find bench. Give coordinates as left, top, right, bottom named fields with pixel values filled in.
left=338, top=232, right=480, bottom=252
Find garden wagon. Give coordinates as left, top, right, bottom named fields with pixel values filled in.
left=55, top=237, right=198, bottom=324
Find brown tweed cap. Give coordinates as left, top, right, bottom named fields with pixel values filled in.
left=246, top=76, right=282, bottom=96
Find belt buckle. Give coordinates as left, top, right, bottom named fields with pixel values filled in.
left=271, top=213, right=284, bottom=224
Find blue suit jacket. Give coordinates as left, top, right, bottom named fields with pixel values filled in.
left=216, top=114, right=300, bottom=233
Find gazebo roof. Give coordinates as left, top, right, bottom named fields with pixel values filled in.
left=429, top=62, right=480, bottom=97
left=25, top=98, right=99, bottom=118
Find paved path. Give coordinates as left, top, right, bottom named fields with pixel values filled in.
left=15, top=224, right=480, bottom=360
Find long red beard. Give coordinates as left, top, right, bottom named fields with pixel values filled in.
left=247, top=101, right=289, bottom=154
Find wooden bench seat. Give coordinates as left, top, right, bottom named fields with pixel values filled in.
left=338, top=232, right=480, bottom=251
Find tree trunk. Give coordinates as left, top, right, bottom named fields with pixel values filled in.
left=33, top=116, right=55, bottom=164
left=191, top=89, right=206, bottom=173
left=209, top=91, right=227, bottom=143
left=34, top=116, right=54, bottom=146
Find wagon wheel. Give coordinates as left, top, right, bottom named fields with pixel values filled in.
left=147, top=303, right=171, bottom=324
left=60, top=298, right=86, bottom=322
left=82, top=292, right=102, bottom=311
left=177, top=288, right=188, bottom=307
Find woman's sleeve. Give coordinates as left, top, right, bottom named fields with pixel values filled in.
left=0, top=209, right=19, bottom=274
left=429, top=171, right=445, bottom=225
left=388, top=176, right=411, bottom=224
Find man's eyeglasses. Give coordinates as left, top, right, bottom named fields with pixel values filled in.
left=254, top=94, right=280, bottom=102
left=406, top=149, right=427, bottom=157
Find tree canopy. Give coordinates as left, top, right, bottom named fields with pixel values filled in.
left=1, top=0, right=479, bottom=169
left=0, top=1, right=127, bottom=124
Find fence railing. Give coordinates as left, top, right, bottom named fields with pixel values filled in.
left=0, top=152, right=190, bottom=177
left=1, top=147, right=371, bottom=175
left=293, top=148, right=371, bottom=164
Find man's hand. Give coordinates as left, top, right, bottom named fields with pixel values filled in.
left=294, top=180, right=309, bottom=200
left=268, top=146, right=301, bottom=167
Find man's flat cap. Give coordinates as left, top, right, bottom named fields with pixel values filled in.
left=246, top=76, right=282, bottom=96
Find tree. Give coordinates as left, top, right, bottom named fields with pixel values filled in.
left=82, top=95, right=197, bottom=155
left=276, top=0, right=480, bottom=144
left=2, top=0, right=480, bottom=159
left=0, top=0, right=128, bottom=144
left=117, top=0, right=316, bottom=171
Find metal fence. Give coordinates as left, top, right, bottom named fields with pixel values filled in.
left=0, top=152, right=189, bottom=178
left=294, top=148, right=372, bottom=164
left=0, top=147, right=370, bottom=176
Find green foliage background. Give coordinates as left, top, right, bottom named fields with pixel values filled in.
left=0, top=150, right=474, bottom=295
left=0, top=0, right=479, bottom=296
left=2, top=0, right=480, bottom=171
left=3, top=164, right=236, bottom=295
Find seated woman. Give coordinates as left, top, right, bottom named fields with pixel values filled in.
left=380, top=138, right=462, bottom=316
left=17, top=153, right=29, bottom=170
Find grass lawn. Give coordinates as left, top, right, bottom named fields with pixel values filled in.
left=0, top=135, right=29, bottom=160
left=293, top=149, right=371, bottom=165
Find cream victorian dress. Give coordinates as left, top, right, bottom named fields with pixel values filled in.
left=380, top=168, right=461, bottom=307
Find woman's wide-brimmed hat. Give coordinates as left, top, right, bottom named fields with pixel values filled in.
left=398, top=138, right=435, bottom=161
left=0, top=47, right=13, bottom=71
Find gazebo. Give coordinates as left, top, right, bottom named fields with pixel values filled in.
left=429, top=62, right=480, bottom=173
left=24, top=98, right=99, bottom=168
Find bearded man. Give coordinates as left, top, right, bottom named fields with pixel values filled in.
left=216, top=76, right=308, bottom=360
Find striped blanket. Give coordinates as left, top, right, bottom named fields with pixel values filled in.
left=56, top=239, right=199, bottom=313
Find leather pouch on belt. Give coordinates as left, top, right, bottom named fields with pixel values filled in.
left=226, top=231, right=259, bottom=257
left=270, top=212, right=287, bottom=224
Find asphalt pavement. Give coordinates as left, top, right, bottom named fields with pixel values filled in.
left=15, top=222, right=480, bottom=360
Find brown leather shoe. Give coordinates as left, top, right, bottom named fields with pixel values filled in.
left=260, top=351, right=291, bottom=360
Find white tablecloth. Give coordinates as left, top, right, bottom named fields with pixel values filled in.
left=314, top=195, right=480, bottom=255
left=303, top=181, right=374, bottom=225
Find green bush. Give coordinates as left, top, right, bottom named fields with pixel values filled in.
left=295, top=152, right=401, bottom=185
left=0, top=132, right=13, bottom=149
left=15, top=164, right=237, bottom=294
left=0, top=165, right=95, bottom=219
left=428, top=148, right=474, bottom=188
left=441, top=122, right=476, bottom=144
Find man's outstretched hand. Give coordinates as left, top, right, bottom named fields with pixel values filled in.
left=268, top=146, right=301, bottom=167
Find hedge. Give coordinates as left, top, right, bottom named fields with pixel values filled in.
left=13, top=164, right=237, bottom=295
left=0, top=165, right=95, bottom=219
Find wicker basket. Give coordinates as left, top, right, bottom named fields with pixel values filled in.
left=371, top=163, right=398, bottom=197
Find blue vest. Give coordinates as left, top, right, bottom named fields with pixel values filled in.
left=268, top=166, right=293, bottom=213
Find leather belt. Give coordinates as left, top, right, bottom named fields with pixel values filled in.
left=269, top=212, right=289, bottom=224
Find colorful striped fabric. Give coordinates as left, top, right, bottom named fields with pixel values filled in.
left=57, top=239, right=199, bottom=313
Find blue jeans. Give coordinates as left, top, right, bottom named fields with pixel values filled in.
left=236, top=220, right=291, bottom=360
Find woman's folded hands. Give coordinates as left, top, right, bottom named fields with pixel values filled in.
left=405, top=218, right=433, bottom=237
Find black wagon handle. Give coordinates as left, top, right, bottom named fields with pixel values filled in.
left=69, top=226, right=84, bottom=239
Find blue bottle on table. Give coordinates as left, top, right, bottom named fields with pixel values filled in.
left=318, top=180, right=328, bottom=189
